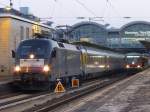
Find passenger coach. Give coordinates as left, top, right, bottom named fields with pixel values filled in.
left=125, top=53, right=149, bottom=69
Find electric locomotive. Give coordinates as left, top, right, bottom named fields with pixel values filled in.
left=13, top=35, right=126, bottom=90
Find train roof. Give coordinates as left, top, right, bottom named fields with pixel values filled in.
left=71, top=41, right=120, bottom=52
left=126, top=52, right=149, bottom=58
left=33, top=34, right=113, bottom=50
left=20, top=38, right=51, bottom=45
left=25, top=34, right=124, bottom=54
left=126, top=52, right=142, bottom=56
left=33, top=34, right=119, bottom=52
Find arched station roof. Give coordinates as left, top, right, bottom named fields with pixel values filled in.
left=68, top=21, right=107, bottom=32
left=120, top=21, right=150, bottom=31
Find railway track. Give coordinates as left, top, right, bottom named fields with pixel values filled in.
left=0, top=70, right=140, bottom=112
left=0, top=83, right=23, bottom=100
left=0, top=92, right=22, bottom=100
left=24, top=70, right=140, bottom=112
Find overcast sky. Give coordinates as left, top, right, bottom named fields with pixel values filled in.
left=0, top=0, right=150, bottom=27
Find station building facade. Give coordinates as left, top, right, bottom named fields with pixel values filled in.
left=67, top=21, right=150, bottom=53
left=118, top=21, right=150, bottom=53
left=0, top=8, right=54, bottom=76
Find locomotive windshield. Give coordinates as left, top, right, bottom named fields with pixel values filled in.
left=17, top=40, right=51, bottom=59
left=126, top=56, right=141, bottom=64
left=127, top=58, right=139, bottom=63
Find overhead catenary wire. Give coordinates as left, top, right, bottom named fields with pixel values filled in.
left=74, top=0, right=97, bottom=17
left=106, top=0, right=122, bottom=17
left=39, top=16, right=150, bottom=24
left=103, top=0, right=111, bottom=20
left=47, top=0, right=147, bottom=21
left=18, top=0, right=21, bottom=8
left=52, top=0, right=78, bottom=20
left=101, top=0, right=108, bottom=18
left=50, top=0, right=56, bottom=17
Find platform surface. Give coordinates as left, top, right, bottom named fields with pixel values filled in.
left=0, top=75, right=14, bottom=85
left=95, top=68, right=150, bottom=112
left=52, top=68, right=150, bottom=112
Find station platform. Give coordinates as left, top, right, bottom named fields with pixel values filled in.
left=95, top=68, right=150, bottom=112
left=0, top=75, right=14, bottom=85
left=54, top=68, right=150, bottom=112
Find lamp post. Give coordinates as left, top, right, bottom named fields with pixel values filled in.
left=10, top=0, right=13, bottom=8
left=5, top=0, right=13, bottom=11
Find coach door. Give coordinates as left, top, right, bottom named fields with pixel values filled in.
left=80, top=48, right=87, bottom=75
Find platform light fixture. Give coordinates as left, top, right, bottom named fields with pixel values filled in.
left=5, top=6, right=11, bottom=11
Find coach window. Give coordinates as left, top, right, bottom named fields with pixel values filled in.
left=20, top=26, right=24, bottom=40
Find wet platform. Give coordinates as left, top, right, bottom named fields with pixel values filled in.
left=52, top=68, right=150, bottom=112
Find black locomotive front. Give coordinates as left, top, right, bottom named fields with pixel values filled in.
left=14, top=39, right=52, bottom=89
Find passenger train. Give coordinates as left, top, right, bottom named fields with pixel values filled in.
left=125, top=53, right=148, bottom=69
left=13, top=34, right=126, bottom=90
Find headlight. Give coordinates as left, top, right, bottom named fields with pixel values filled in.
left=29, top=54, right=35, bottom=59
left=14, top=66, right=21, bottom=72
left=43, top=65, right=50, bottom=72
left=137, top=65, right=141, bottom=68
left=126, top=65, right=130, bottom=68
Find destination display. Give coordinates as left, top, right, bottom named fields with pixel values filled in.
left=124, top=31, right=150, bottom=37
left=20, top=59, right=44, bottom=67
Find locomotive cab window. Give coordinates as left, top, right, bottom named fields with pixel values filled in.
left=58, top=42, right=64, bottom=48
left=17, top=40, right=51, bottom=59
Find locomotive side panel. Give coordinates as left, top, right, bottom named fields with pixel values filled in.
left=54, top=47, right=82, bottom=78
left=66, top=50, right=81, bottom=76
left=54, top=48, right=67, bottom=78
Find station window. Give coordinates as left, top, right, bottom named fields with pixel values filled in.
left=26, top=27, right=29, bottom=39
left=32, top=28, right=34, bottom=36
left=20, top=26, right=24, bottom=40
